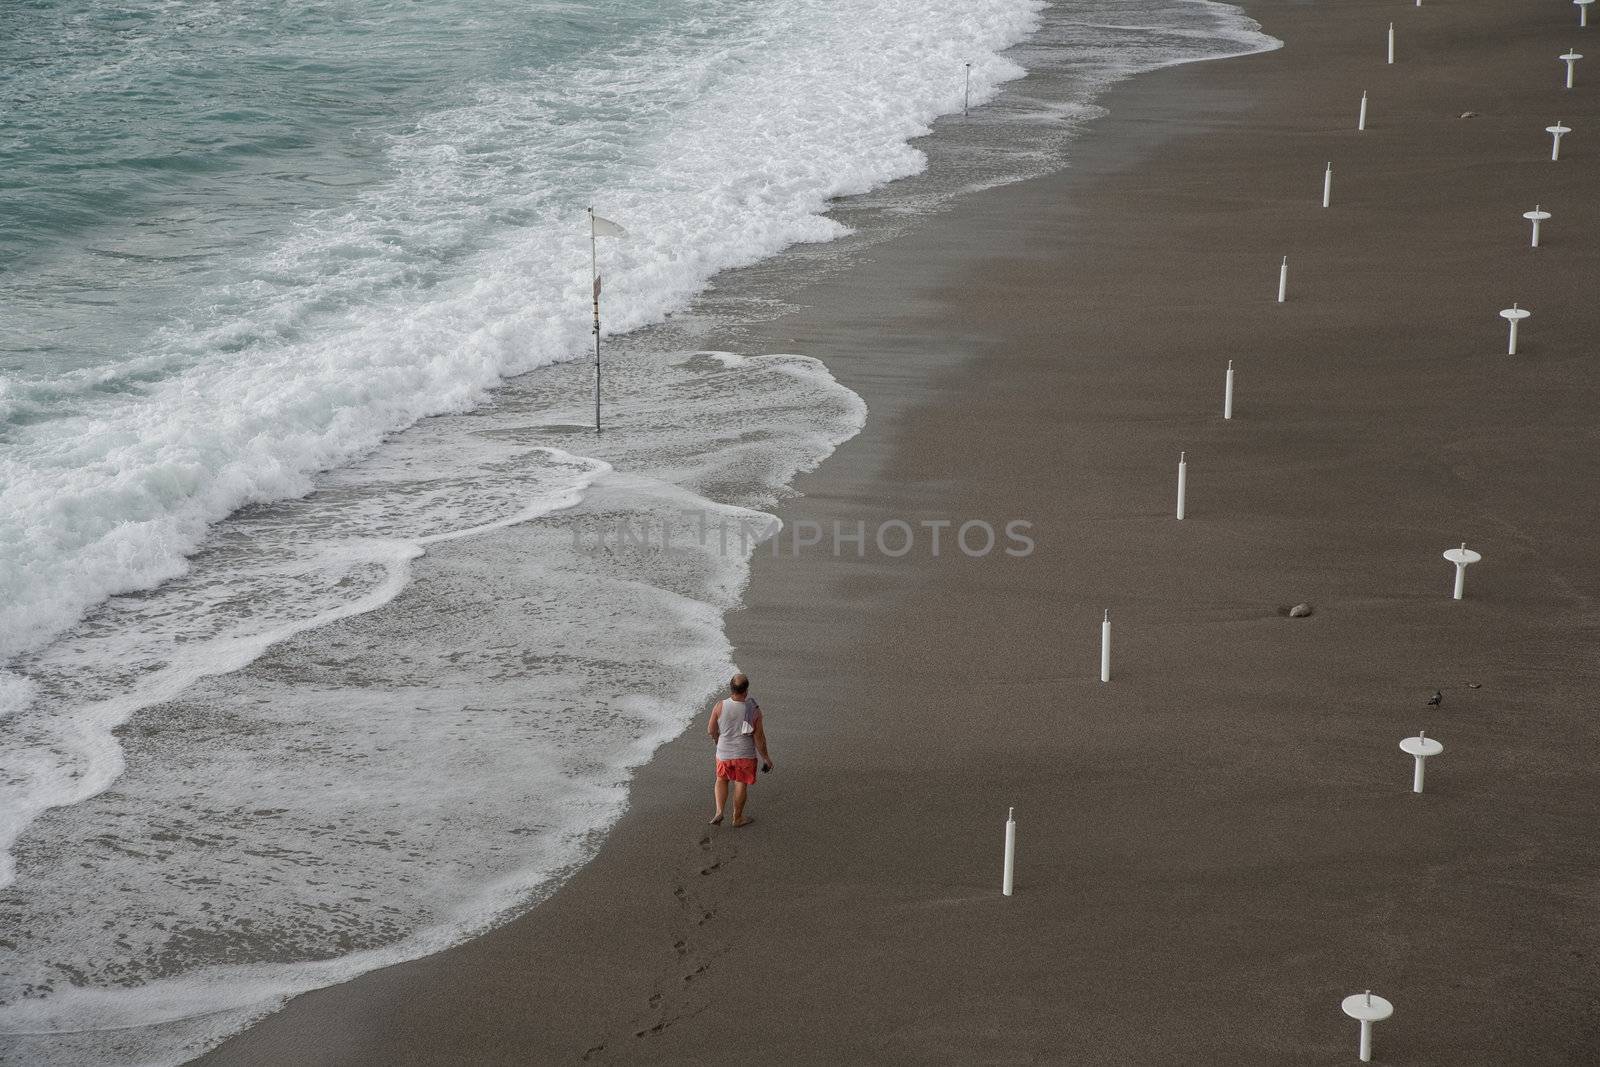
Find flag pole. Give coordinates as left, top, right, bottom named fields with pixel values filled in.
left=588, top=207, right=601, bottom=433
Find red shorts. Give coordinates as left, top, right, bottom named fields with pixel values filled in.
left=716, top=758, right=758, bottom=785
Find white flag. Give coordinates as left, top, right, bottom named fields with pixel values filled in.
left=590, top=213, right=627, bottom=238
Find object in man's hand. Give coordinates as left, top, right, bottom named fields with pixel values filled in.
left=762, top=763, right=772, bottom=773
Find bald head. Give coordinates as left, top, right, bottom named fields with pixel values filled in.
left=729, top=673, right=749, bottom=696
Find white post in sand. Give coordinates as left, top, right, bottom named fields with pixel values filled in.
left=1547, top=122, right=1571, bottom=160
left=1358, top=91, right=1369, bottom=130
left=1444, top=542, right=1482, bottom=599
left=1578, top=0, right=1594, bottom=29
left=1342, top=991, right=1394, bottom=1062
left=1002, top=806, right=1016, bottom=896
left=1100, top=609, right=1112, bottom=683
left=1499, top=304, right=1530, bottom=355
left=1322, top=162, right=1333, bottom=208
left=1176, top=452, right=1188, bottom=520
left=1400, top=730, right=1444, bottom=793
left=1224, top=360, right=1235, bottom=420
left=964, top=62, right=971, bottom=117
left=1387, top=23, right=1396, bottom=64
left=1524, top=206, right=1551, bottom=247
left=1562, top=50, right=1583, bottom=88
left=1277, top=256, right=1288, bottom=303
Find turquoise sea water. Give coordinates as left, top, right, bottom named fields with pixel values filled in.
left=0, top=1, right=1275, bottom=1062
left=6, top=1, right=583, bottom=366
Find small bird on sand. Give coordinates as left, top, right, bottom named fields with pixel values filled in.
left=1427, top=690, right=1442, bottom=707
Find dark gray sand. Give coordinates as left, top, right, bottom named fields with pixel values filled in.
left=200, top=0, right=1600, bottom=1062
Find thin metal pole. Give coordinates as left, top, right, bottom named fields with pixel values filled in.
left=964, top=63, right=971, bottom=117
left=589, top=207, right=601, bottom=433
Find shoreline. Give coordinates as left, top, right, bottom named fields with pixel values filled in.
left=200, top=0, right=1600, bottom=1062
left=2, top=5, right=1265, bottom=1062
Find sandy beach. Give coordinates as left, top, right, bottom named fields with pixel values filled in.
left=199, top=0, right=1600, bottom=1062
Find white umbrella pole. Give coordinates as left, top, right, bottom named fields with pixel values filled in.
left=1002, top=807, right=1016, bottom=895
left=1100, top=610, right=1112, bottom=683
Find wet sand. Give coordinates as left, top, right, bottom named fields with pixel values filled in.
left=200, top=0, right=1600, bottom=1062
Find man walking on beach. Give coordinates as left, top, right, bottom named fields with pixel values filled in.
left=707, top=673, right=772, bottom=827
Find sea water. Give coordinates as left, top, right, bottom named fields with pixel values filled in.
left=0, top=1, right=1276, bottom=1062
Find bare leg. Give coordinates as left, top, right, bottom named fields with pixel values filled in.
left=732, top=780, right=750, bottom=826
left=711, top=777, right=727, bottom=825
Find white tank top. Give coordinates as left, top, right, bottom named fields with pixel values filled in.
left=715, top=698, right=759, bottom=760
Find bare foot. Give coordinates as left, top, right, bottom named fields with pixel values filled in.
left=732, top=816, right=754, bottom=828
left=709, top=813, right=723, bottom=826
